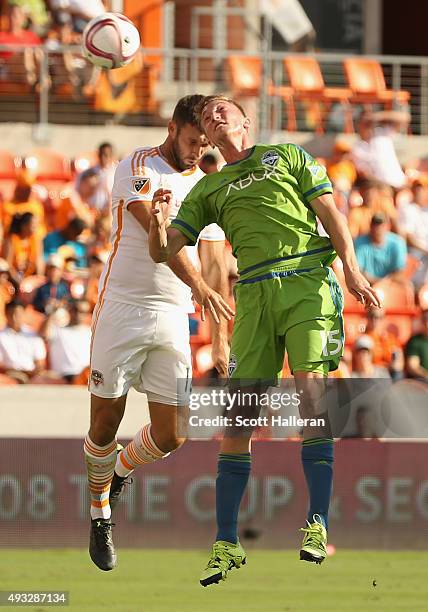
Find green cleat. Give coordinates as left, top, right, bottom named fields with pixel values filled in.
left=200, top=540, right=247, bottom=587
left=300, top=514, right=327, bottom=564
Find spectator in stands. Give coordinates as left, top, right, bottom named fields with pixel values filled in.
left=348, top=179, right=397, bottom=239
left=85, top=251, right=107, bottom=310
left=405, top=310, right=428, bottom=383
left=351, top=111, right=407, bottom=189
left=1, top=212, right=43, bottom=282
left=32, top=254, right=71, bottom=314
left=87, top=142, right=117, bottom=212
left=55, top=167, right=99, bottom=230
left=0, top=257, right=15, bottom=328
left=41, top=297, right=91, bottom=383
left=0, top=3, right=42, bottom=89
left=0, top=299, right=46, bottom=383
left=355, top=213, right=407, bottom=284
left=89, top=214, right=111, bottom=255
left=351, top=335, right=391, bottom=378
left=43, top=217, right=88, bottom=269
left=398, top=179, right=428, bottom=289
left=199, top=153, right=219, bottom=175
left=49, top=0, right=106, bottom=34
left=0, top=169, right=46, bottom=238
left=358, top=307, right=404, bottom=380
left=327, top=139, right=357, bottom=197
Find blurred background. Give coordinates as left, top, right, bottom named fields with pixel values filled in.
left=1, top=0, right=428, bottom=573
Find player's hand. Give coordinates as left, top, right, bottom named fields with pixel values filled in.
left=344, top=269, right=382, bottom=308
left=211, top=335, right=230, bottom=378
left=192, top=279, right=235, bottom=324
left=151, top=189, right=172, bottom=227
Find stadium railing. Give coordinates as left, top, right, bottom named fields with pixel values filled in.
left=0, top=44, right=427, bottom=135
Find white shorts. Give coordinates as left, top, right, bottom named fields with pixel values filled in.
left=89, top=300, right=191, bottom=405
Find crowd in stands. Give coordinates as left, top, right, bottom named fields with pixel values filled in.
left=1, top=110, right=428, bottom=387
left=0, top=0, right=110, bottom=97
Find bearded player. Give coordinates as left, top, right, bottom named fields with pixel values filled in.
left=85, top=95, right=233, bottom=571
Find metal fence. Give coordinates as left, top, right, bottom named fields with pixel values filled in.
left=0, top=43, right=427, bottom=136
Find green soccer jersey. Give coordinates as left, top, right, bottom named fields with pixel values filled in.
left=171, top=143, right=336, bottom=280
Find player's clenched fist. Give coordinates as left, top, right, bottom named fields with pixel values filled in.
left=151, top=188, right=172, bottom=227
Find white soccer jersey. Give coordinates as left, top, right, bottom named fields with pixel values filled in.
left=97, top=146, right=225, bottom=312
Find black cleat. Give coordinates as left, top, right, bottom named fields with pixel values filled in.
left=89, top=518, right=117, bottom=571
left=109, top=472, right=133, bottom=512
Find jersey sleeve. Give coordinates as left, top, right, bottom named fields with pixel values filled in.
left=112, top=156, right=160, bottom=210
left=285, top=144, right=333, bottom=202
left=170, top=180, right=216, bottom=246
left=199, top=223, right=225, bottom=241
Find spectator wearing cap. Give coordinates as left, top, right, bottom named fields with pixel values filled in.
left=398, top=178, right=428, bottom=288
left=41, top=298, right=91, bottom=383
left=0, top=300, right=46, bottom=383
left=0, top=258, right=16, bottom=329
left=32, top=254, right=71, bottom=315
left=0, top=169, right=46, bottom=239
left=2, top=212, right=43, bottom=283
left=351, top=111, right=407, bottom=189
left=55, top=168, right=100, bottom=231
left=354, top=213, right=407, bottom=284
left=43, top=218, right=88, bottom=268
left=351, top=335, right=391, bottom=378
left=405, top=310, right=428, bottom=382
left=87, top=142, right=117, bottom=212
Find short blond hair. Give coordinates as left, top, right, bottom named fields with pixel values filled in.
left=194, top=95, right=247, bottom=131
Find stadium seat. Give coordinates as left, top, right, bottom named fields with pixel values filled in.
left=403, top=253, right=421, bottom=280
left=283, top=56, right=354, bottom=133
left=24, top=148, right=71, bottom=181
left=374, top=279, right=416, bottom=312
left=0, top=149, right=19, bottom=200
left=225, top=56, right=296, bottom=131
left=343, top=58, right=410, bottom=110
left=382, top=314, right=413, bottom=345
left=73, top=151, right=98, bottom=174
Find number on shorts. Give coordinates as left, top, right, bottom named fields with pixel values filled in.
left=320, top=330, right=342, bottom=357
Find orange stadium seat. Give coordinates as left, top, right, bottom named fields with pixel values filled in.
left=73, top=151, right=98, bottom=174
left=24, top=148, right=71, bottom=181
left=283, top=56, right=354, bottom=133
left=343, top=58, right=410, bottom=109
left=0, top=149, right=20, bottom=200
left=24, top=148, right=72, bottom=204
left=374, top=279, right=416, bottom=312
left=225, top=56, right=296, bottom=131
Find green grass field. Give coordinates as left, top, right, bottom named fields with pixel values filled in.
left=1, top=549, right=427, bottom=611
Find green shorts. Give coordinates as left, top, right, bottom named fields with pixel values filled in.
left=229, top=267, right=344, bottom=379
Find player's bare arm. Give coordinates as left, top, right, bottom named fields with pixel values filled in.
left=199, top=239, right=230, bottom=376
left=311, top=193, right=382, bottom=308
left=148, top=189, right=234, bottom=323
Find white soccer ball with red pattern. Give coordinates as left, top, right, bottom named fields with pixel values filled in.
left=82, top=12, right=141, bottom=69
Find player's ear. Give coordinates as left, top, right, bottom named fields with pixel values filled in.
left=243, top=116, right=251, bottom=131
left=167, top=120, right=177, bottom=138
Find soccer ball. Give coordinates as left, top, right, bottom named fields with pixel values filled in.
left=82, top=12, right=141, bottom=70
